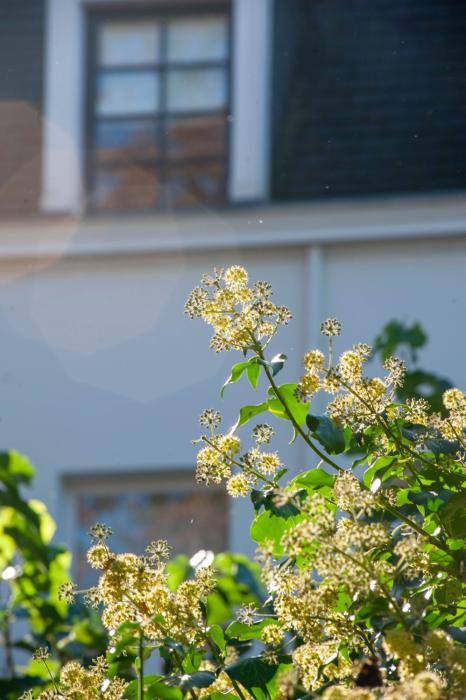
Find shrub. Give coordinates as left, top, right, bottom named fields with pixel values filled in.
left=16, top=267, right=466, bottom=697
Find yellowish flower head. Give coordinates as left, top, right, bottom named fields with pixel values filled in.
left=224, top=265, right=249, bottom=290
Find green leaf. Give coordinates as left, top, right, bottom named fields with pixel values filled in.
left=221, top=359, right=260, bottom=397
left=250, top=488, right=302, bottom=517
left=425, top=438, right=459, bottom=458
left=232, top=402, right=268, bottom=431
left=373, top=320, right=427, bottom=362
left=247, top=361, right=261, bottom=390
left=0, top=451, right=35, bottom=485
left=267, top=384, right=309, bottom=427
left=3, top=526, right=48, bottom=565
left=439, top=494, right=466, bottom=538
left=209, top=624, right=226, bottom=650
left=268, top=353, right=288, bottom=377
left=182, top=650, right=203, bottom=673
left=292, top=468, right=335, bottom=490
left=306, top=415, right=346, bottom=454
left=225, top=656, right=278, bottom=693
left=250, top=510, right=302, bottom=556
left=180, top=672, right=216, bottom=690
left=125, top=678, right=183, bottom=700
left=226, top=620, right=277, bottom=641
left=362, top=457, right=398, bottom=488
left=0, top=490, right=40, bottom=529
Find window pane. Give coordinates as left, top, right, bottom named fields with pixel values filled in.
left=167, top=16, right=227, bottom=62
left=95, top=120, right=160, bottom=162
left=97, top=71, right=159, bottom=116
left=166, top=68, right=226, bottom=112
left=75, top=489, right=228, bottom=587
left=166, top=114, right=226, bottom=160
left=99, top=21, right=160, bottom=66
left=92, top=166, right=161, bottom=210
left=166, top=163, right=225, bottom=208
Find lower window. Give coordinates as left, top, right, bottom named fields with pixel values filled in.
left=64, top=470, right=229, bottom=587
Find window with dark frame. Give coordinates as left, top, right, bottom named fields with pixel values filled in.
left=87, top=6, right=230, bottom=212
left=65, top=471, right=229, bottom=588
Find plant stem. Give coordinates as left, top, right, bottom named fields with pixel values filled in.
left=258, top=350, right=344, bottom=473
left=138, top=631, right=144, bottom=700
left=43, top=660, right=59, bottom=693
left=202, top=436, right=276, bottom=487
left=172, top=648, right=198, bottom=700
left=3, top=614, right=15, bottom=679
left=383, top=502, right=449, bottom=554
left=205, top=637, right=251, bottom=700
left=330, top=544, right=409, bottom=631
left=259, top=349, right=450, bottom=556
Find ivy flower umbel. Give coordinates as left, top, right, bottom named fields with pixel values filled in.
left=252, top=423, right=275, bottom=444
left=146, top=539, right=171, bottom=562
left=78, top=533, right=218, bottom=649
left=32, top=647, right=50, bottom=661
left=58, top=581, right=77, bottom=603
left=199, top=408, right=222, bottom=429
left=320, top=318, right=342, bottom=337
left=89, top=522, right=112, bottom=544
left=31, top=656, right=129, bottom=700
left=226, top=472, right=252, bottom=497
left=238, top=602, right=257, bottom=625
left=185, top=266, right=292, bottom=352
left=262, top=623, right=284, bottom=646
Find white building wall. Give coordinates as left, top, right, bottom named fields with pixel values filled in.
left=0, top=209, right=465, bottom=559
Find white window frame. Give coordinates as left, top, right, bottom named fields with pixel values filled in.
left=41, top=0, right=272, bottom=214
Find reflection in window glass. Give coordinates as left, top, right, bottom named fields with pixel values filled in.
left=97, top=71, right=160, bottom=116
left=166, top=163, right=225, bottom=208
left=99, top=21, right=160, bottom=66
left=167, top=16, right=228, bottom=63
left=166, top=114, right=226, bottom=160
left=167, top=68, right=226, bottom=112
left=75, top=489, right=228, bottom=587
left=93, top=166, right=161, bottom=210
left=90, top=11, right=229, bottom=210
left=95, top=120, right=160, bottom=162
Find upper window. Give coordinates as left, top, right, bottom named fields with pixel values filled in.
left=87, top=7, right=230, bottom=212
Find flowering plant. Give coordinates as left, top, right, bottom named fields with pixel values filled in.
left=25, top=267, right=466, bottom=698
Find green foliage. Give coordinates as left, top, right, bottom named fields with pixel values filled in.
left=5, top=271, right=466, bottom=699
left=0, top=453, right=107, bottom=698
left=373, top=319, right=452, bottom=412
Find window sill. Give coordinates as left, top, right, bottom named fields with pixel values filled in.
left=0, top=192, right=466, bottom=260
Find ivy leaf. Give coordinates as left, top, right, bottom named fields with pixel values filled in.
left=250, top=511, right=302, bottom=556
left=226, top=620, right=275, bottom=641
left=225, top=656, right=278, bottom=693
left=250, top=488, right=303, bottom=517
left=247, top=361, right=261, bottom=389
left=267, top=384, right=309, bottom=427
left=180, top=672, right=216, bottom=691
left=209, top=624, right=226, bottom=651
left=292, top=468, right=335, bottom=490
left=362, top=457, right=398, bottom=488
left=269, top=353, right=288, bottom=377
left=439, top=494, right=466, bottom=538
left=231, top=402, right=268, bottom=432
left=425, top=438, right=459, bottom=458
left=125, top=678, right=183, bottom=700
left=221, top=359, right=259, bottom=398
left=306, top=415, right=346, bottom=454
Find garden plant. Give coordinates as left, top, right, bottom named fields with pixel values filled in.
left=5, top=266, right=466, bottom=698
